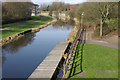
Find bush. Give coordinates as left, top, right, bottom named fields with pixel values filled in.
left=94, top=26, right=111, bottom=36
left=94, top=28, right=100, bottom=36
left=105, top=18, right=118, bottom=30
left=49, top=10, right=52, bottom=16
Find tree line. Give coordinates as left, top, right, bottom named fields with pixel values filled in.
left=69, top=2, right=118, bottom=36
left=40, top=2, right=70, bottom=17
left=40, top=2, right=118, bottom=36
left=40, top=2, right=70, bottom=12
left=2, top=2, right=33, bottom=24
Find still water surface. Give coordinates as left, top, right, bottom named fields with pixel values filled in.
left=2, top=19, right=74, bottom=78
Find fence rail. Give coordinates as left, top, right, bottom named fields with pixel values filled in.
left=62, top=26, right=85, bottom=78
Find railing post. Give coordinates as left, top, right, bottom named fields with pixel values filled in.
left=63, top=64, right=66, bottom=78
left=62, top=26, right=84, bottom=78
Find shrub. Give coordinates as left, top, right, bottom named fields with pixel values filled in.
left=49, top=10, right=52, bottom=16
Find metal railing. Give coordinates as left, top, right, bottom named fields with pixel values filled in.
left=62, top=26, right=84, bottom=78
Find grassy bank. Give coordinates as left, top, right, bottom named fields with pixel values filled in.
left=1, top=16, right=45, bottom=28
left=2, top=16, right=53, bottom=39
left=67, top=43, right=118, bottom=79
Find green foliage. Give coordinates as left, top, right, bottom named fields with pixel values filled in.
left=105, top=18, right=118, bottom=30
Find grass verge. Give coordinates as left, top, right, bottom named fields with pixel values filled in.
left=67, top=43, right=118, bottom=79
left=1, top=16, right=53, bottom=39
left=1, top=16, right=44, bottom=28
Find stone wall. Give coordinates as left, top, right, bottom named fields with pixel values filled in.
left=66, top=18, right=80, bottom=42
left=40, top=11, right=70, bottom=19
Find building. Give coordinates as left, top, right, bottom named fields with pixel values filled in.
left=31, top=4, right=40, bottom=16
left=66, top=4, right=79, bottom=11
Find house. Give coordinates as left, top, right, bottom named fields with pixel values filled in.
left=31, top=4, right=40, bottom=16
left=66, top=4, right=79, bottom=11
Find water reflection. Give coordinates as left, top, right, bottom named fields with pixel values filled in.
left=0, top=48, right=2, bottom=79
left=2, top=33, right=35, bottom=54
left=53, top=19, right=75, bottom=30
left=2, top=19, right=74, bottom=78
left=2, top=54, right=6, bottom=64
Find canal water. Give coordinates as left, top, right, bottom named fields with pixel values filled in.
left=2, top=19, right=74, bottom=78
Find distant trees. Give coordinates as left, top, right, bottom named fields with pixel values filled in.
left=40, top=4, right=48, bottom=11
left=96, top=2, right=117, bottom=36
left=49, top=2, right=68, bottom=11
left=40, top=2, right=69, bottom=18
left=40, top=2, right=69, bottom=12
left=49, top=10, right=53, bottom=16
left=69, top=2, right=118, bottom=36
left=2, top=2, right=33, bottom=24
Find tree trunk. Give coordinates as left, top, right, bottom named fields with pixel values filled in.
left=100, top=19, right=103, bottom=37
left=108, top=19, right=110, bottom=30
left=94, top=25, right=96, bottom=31
left=108, top=21, right=109, bottom=28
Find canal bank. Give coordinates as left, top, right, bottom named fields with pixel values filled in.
left=66, top=18, right=80, bottom=42
left=28, top=18, right=80, bottom=80
left=28, top=41, right=69, bottom=79
left=2, top=19, right=74, bottom=79
left=1, top=17, right=57, bottom=46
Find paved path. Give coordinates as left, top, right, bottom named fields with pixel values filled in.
left=1, top=16, right=45, bottom=31
left=0, top=22, right=29, bottom=30
left=28, top=41, right=69, bottom=79
left=84, top=29, right=119, bottom=49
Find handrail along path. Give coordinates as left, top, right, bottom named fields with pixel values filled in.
left=62, top=25, right=85, bottom=78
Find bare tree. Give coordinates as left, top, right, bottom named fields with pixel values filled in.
left=2, top=2, right=33, bottom=24
left=69, top=2, right=118, bottom=36
left=40, top=4, right=48, bottom=11
left=98, top=2, right=116, bottom=36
